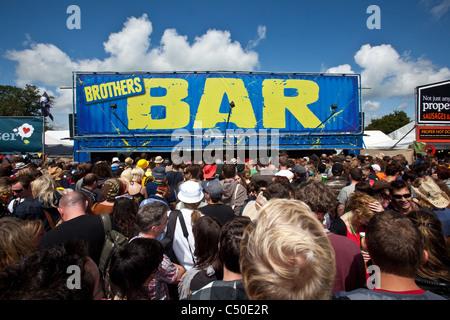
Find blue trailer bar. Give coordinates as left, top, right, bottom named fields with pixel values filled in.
left=72, top=71, right=363, bottom=162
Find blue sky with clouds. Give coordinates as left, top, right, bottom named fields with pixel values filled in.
left=0, top=0, right=449, bottom=130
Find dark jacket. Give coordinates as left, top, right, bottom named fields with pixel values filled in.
left=13, top=193, right=62, bottom=232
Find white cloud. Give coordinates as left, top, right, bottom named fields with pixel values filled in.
left=422, top=0, right=450, bottom=19
left=431, top=0, right=450, bottom=19
left=6, top=14, right=260, bottom=87
left=396, top=102, right=408, bottom=110
left=362, top=100, right=381, bottom=112
left=354, top=44, right=450, bottom=99
left=324, top=64, right=354, bottom=74
left=5, top=14, right=262, bottom=129
left=100, top=14, right=153, bottom=71
left=151, top=28, right=259, bottom=71
left=5, top=43, right=77, bottom=87
left=247, top=25, right=266, bottom=50
left=325, top=44, right=450, bottom=101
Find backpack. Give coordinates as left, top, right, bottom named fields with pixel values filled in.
left=98, top=212, right=128, bottom=298
left=160, top=210, right=195, bottom=266
left=159, top=209, right=194, bottom=300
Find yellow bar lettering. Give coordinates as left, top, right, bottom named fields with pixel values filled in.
left=194, top=78, right=256, bottom=128
left=127, top=78, right=190, bottom=129
left=262, top=79, right=321, bottom=128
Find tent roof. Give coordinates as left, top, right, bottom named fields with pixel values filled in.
left=363, top=122, right=416, bottom=149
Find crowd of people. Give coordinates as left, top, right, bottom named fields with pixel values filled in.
left=0, top=151, right=449, bottom=300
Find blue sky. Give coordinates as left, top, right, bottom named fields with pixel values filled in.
left=1, top=0, right=449, bottom=130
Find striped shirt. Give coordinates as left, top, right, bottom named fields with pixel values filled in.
left=130, top=235, right=179, bottom=300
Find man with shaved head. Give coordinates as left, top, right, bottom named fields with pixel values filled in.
left=39, top=191, right=121, bottom=265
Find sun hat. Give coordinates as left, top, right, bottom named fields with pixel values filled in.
left=371, top=164, right=381, bottom=172
left=112, top=157, right=120, bottom=163
left=136, top=159, right=149, bottom=169
left=124, top=157, right=133, bottom=166
left=275, top=170, right=294, bottom=180
left=178, top=180, right=204, bottom=203
left=152, top=166, right=166, bottom=180
left=15, top=162, right=27, bottom=171
left=154, top=156, right=164, bottom=164
left=411, top=176, right=450, bottom=209
left=202, top=164, right=217, bottom=179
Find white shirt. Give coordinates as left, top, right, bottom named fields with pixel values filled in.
left=172, top=208, right=203, bottom=270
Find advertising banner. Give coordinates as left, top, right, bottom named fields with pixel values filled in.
left=0, top=117, right=44, bottom=154
left=416, top=126, right=450, bottom=143
left=417, top=80, right=450, bottom=124
left=74, top=72, right=361, bottom=136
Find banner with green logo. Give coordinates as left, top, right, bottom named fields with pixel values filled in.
left=0, top=117, right=44, bottom=154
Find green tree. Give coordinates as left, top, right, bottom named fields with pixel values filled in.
left=0, top=84, right=54, bottom=129
left=365, top=111, right=411, bottom=134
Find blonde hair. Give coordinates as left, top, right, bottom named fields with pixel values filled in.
left=240, top=199, right=336, bottom=300
left=120, top=167, right=133, bottom=184
left=0, top=179, right=11, bottom=197
left=347, top=192, right=378, bottom=226
left=0, top=217, right=43, bottom=270
left=31, top=175, right=59, bottom=208
left=130, top=167, right=145, bottom=183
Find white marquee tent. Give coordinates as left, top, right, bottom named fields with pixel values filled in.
left=363, top=122, right=416, bottom=150
left=44, top=130, right=73, bottom=155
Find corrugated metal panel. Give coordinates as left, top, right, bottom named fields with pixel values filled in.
left=74, top=72, right=361, bottom=137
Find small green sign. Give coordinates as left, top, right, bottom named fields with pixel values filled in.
left=0, top=117, right=44, bottom=154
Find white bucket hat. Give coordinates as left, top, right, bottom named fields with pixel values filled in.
left=177, top=180, right=204, bottom=203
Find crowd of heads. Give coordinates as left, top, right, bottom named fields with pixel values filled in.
left=0, top=150, right=449, bottom=300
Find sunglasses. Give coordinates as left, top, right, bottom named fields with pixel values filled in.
left=392, top=193, right=411, bottom=199
left=12, top=189, right=24, bottom=193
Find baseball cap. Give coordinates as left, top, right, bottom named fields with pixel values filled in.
left=202, top=179, right=223, bottom=198
left=292, top=165, right=306, bottom=174
left=332, top=163, right=344, bottom=174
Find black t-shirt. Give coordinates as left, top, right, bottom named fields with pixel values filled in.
left=199, top=203, right=235, bottom=225
left=39, top=214, right=118, bottom=265
left=166, top=171, right=183, bottom=193
left=329, top=217, right=347, bottom=237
